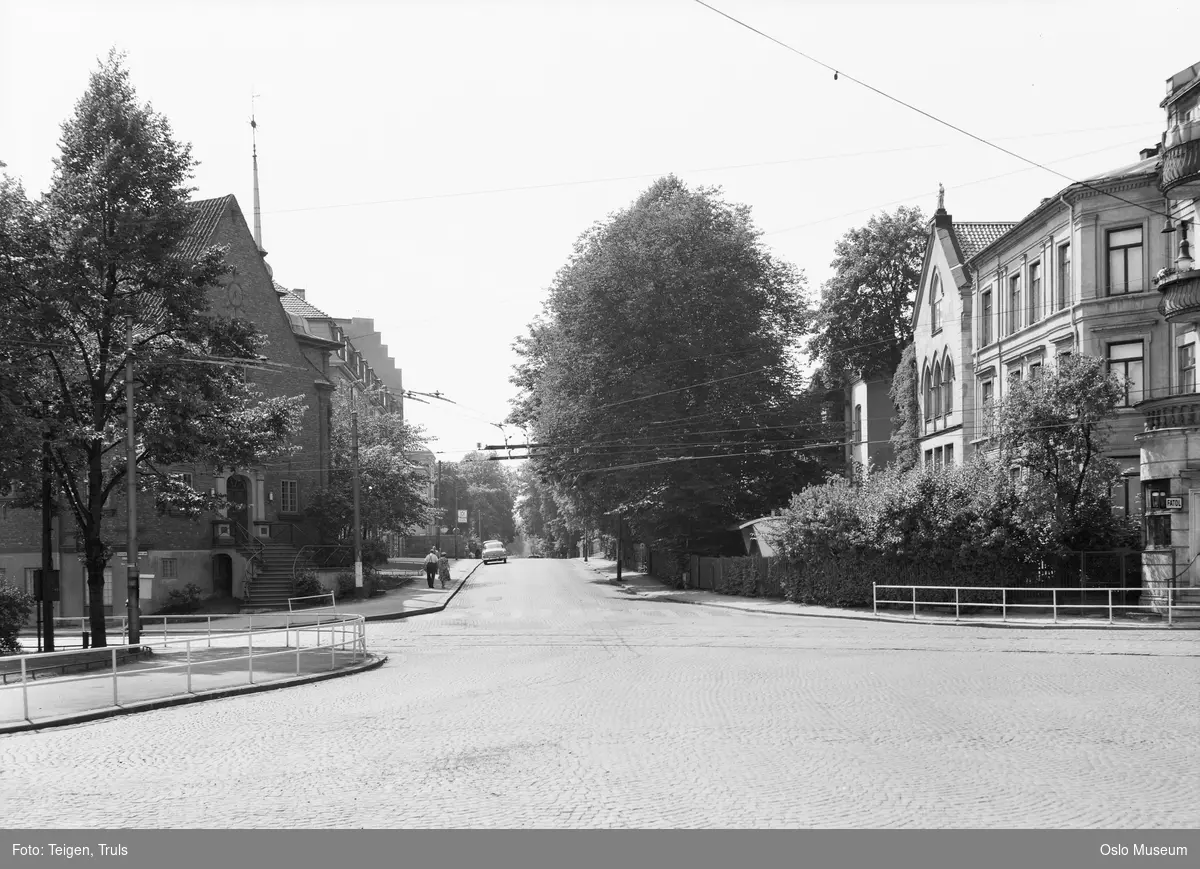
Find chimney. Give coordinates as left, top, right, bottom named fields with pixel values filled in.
left=293, top=288, right=306, bottom=300
left=1140, top=144, right=1161, bottom=160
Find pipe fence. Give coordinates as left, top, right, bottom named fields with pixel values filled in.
left=874, top=584, right=1199, bottom=626
left=1, top=611, right=369, bottom=728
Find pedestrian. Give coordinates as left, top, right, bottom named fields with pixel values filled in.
left=424, top=549, right=438, bottom=588
left=438, top=550, right=450, bottom=589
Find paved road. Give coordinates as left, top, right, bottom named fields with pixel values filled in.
left=2, top=558, right=1196, bottom=828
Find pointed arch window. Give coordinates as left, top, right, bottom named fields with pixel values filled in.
left=930, top=273, right=943, bottom=332
left=942, top=357, right=955, bottom=417
left=932, top=360, right=943, bottom=418
left=922, top=365, right=933, bottom=423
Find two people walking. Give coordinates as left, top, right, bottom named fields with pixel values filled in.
left=424, top=548, right=451, bottom=589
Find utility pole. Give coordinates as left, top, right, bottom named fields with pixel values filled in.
left=435, top=460, right=441, bottom=553
left=125, top=315, right=141, bottom=645
left=41, top=409, right=55, bottom=652
left=582, top=525, right=588, bottom=562
left=453, top=474, right=459, bottom=559
left=351, top=386, right=363, bottom=598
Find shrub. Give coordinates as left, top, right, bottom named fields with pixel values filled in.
left=292, top=569, right=325, bottom=601
left=0, top=581, right=35, bottom=655
left=161, top=582, right=203, bottom=614
left=334, top=571, right=382, bottom=600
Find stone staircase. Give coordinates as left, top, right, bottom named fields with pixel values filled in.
left=241, top=541, right=303, bottom=610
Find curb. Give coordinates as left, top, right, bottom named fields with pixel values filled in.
left=0, top=654, right=389, bottom=736
left=363, top=560, right=483, bottom=623
left=582, top=563, right=1194, bottom=632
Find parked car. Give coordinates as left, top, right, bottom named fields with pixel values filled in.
left=482, top=540, right=508, bottom=565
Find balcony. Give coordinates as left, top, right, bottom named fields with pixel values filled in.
left=1159, top=126, right=1200, bottom=198
left=1138, top=392, right=1200, bottom=432
left=1154, top=267, right=1200, bottom=322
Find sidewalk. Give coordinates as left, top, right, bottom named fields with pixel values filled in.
left=1, top=559, right=483, bottom=734
left=580, top=558, right=1195, bottom=631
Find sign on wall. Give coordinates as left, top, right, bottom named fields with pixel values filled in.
left=1165, top=496, right=1184, bottom=510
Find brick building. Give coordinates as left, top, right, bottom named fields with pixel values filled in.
left=0, top=194, right=338, bottom=616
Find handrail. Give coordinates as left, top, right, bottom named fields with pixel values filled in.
left=2, top=611, right=369, bottom=726
left=232, top=521, right=266, bottom=600
left=873, top=583, right=1198, bottom=627
left=292, top=543, right=354, bottom=587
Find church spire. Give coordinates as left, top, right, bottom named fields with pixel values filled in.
left=251, top=92, right=263, bottom=252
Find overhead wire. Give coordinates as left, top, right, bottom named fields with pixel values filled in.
left=690, top=0, right=1172, bottom=221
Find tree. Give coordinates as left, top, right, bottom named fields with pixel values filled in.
left=992, top=353, right=1132, bottom=552
left=888, top=343, right=921, bottom=471
left=509, top=175, right=822, bottom=555
left=809, top=206, right=926, bottom=382
left=438, top=453, right=517, bottom=545
left=4, top=53, right=304, bottom=646
left=305, top=389, right=433, bottom=550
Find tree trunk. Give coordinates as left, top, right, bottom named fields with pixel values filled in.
left=85, top=537, right=109, bottom=647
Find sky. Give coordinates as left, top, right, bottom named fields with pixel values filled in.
left=2, top=0, right=1196, bottom=461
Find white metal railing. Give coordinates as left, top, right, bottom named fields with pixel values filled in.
left=288, top=592, right=336, bottom=613
left=873, top=584, right=1200, bottom=626
left=2, top=611, right=368, bottom=727
left=27, top=611, right=353, bottom=651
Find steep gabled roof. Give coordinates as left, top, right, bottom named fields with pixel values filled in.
left=279, top=290, right=331, bottom=320
left=177, top=195, right=233, bottom=261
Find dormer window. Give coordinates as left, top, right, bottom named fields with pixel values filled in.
left=930, top=273, right=943, bottom=332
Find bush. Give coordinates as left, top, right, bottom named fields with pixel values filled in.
left=292, top=569, right=325, bottom=601
left=0, top=581, right=35, bottom=655
left=334, top=571, right=383, bottom=601
left=770, top=461, right=1049, bottom=608
left=161, top=582, right=203, bottom=615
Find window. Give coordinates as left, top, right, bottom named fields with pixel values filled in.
left=24, top=567, right=37, bottom=598
left=1008, top=273, right=1022, bottom=335
left=932, top=360, right=943, bottom=418
left=934, top=446, right=944, bottom=468
left=161, top=558, right=178, bottom=579
left=1179, top=344, right=1196, bottom=394
left=981, top=289, right=993, bottom=345
left=980, top=380, right=994, bottom=437
left=280, top=480, right=299, bottom=513
left=1112, top=474, right=1141, bottom=520
left=178, top=472, right=193, bottom=489
left=1029, top=362, right=1042, bottom=381
left=930, top=273, right=943, bottom=332
left=1107, top=341, right=1145, bottom=406
left=853, top=404, right=862, bottom=444
left=944, top=444, right=954, bottom=467
left=85, top=568, right=114, bottom=608
left=922, top=366, right=932, bottom=422
left=942, top=357, right=954, bottom=416
left=1144, top=480, right=1172, bottom=548
left=1029, top=262, right=1042, bottom=323
left=1056, top=243, right=1071, bottom=309
left=924, top=449, right=933, bottom=467
left=1107, top=227, right=1144, bottom=295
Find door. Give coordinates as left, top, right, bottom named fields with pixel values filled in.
left=212, top=554, right=233, bottom=597
left=226, top=475, right=249, bottom=541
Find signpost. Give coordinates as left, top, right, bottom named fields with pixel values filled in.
left=457, top=509, right=467, bottom=524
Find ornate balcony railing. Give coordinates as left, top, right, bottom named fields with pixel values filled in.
left=1138, top=392, right=1200, bottom=431
left=1160, top=134, right=1200, bottom=198
left=1155, top=267, right=1200, bottom=322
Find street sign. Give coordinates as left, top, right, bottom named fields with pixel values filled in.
left=457, top=509, right=468, bottom=524
left=1166, top=496, right=1184, bottom=509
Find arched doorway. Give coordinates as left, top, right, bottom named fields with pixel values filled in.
left=226, top=474, right=250, bottom=541
left=212, top=553, right=233, bottom=597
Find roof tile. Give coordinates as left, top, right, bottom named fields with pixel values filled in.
left=954, top=222, right=1018, bottom=260
left=177, top=196, right=233, bottom=261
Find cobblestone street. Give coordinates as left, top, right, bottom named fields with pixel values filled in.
left=2, top=558, right=1196, bottom=828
